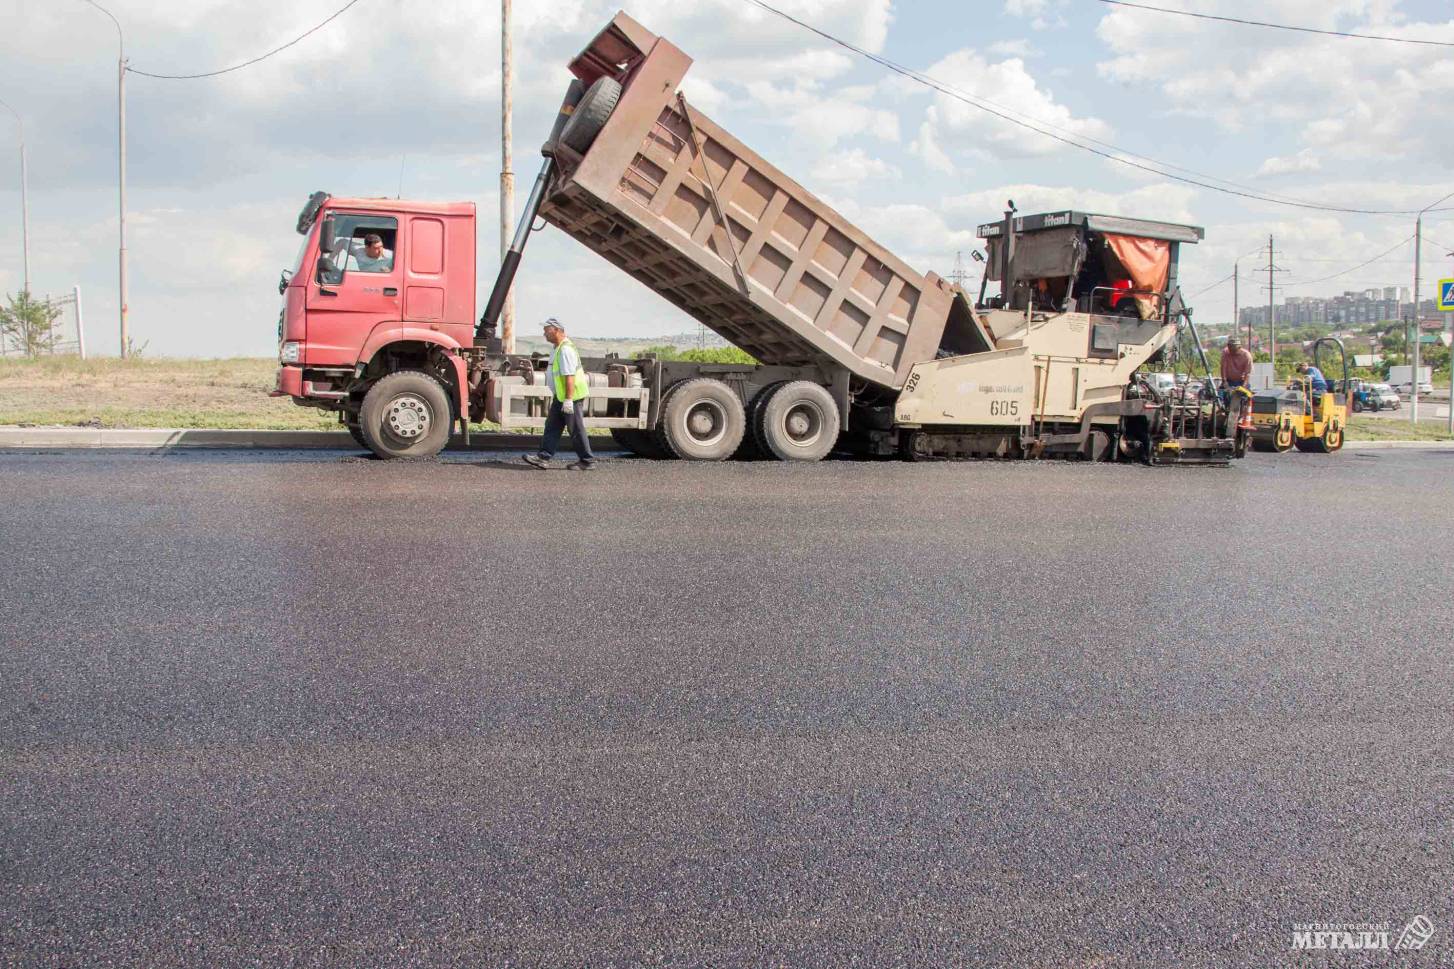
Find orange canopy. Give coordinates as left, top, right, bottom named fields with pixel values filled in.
left=1103, top=233, right=1169, bottom=320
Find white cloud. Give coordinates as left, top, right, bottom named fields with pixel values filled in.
left=988, top=39, right=1038, bottom=58
left=942, top=183, right=1202, bottom=227
left=907, top=50, right=1113, bottom=169
left=741, top=80, right=900, bottom=149
left=1004, top=0, right=1069, bottom=30
left=1256, top=151, right=1323, bottom=177
left=1093, top=0, right=1454, bottom=165
left=809, top=148, right=900, bottom=189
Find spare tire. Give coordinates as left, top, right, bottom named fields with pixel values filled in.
left=559, top=76, right=622, bottom=155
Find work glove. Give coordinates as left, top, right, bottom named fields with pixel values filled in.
left=561, top=399, right=575, bottom=415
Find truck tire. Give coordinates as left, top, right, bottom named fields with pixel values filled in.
left=358, top=371, right=452, bottom=459
left=758, top=381, right=839, bottom=462
left=559, top=76, right=622, bottom=155
left=733, top=383, right=780, bottom=460
left=660, top=378, right=746, bottom=461
left=345, top=420, right=368, bottom=450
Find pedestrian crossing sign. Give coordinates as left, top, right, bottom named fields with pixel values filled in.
left=1441, top=279, right=1454, bottom=312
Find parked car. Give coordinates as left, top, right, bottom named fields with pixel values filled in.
left=1394, top=380, right=1434, bottom=397
left=1352, top=383, right=1401, bottom=412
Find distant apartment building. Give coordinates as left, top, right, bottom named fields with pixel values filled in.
left=1239, top=289, right=1448, bottom=330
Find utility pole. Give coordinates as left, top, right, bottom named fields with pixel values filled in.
left=1256, top=239, right=1286, bottom=388
left=1267, top=236, right=1275, bottom=368
left=0, top=98, right=28, bottom=294
left=1234, top=260, right=1241, bottom=346
left=1412, top=216, right=1421, bottom=423
left=499, top=0, right=515, bottom=353
left=948, top=251, right=970, bottom=288
left=1410, top=191, right=1454, bottom=424
left=84, top=2, right=127, bottom=357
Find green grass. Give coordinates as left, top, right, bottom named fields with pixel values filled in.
left=1346, top=415, right=1454, bottom=442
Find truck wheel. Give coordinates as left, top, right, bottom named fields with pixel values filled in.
left=559, top=76, right=622, bottom=155
left=758, top=381, right=839, bottom=462
left=1352, top=399, right=1363, bottom=412
left=734, top=383, right=781, bottom=460
left=358, top=371, right=452, bottom=459
left=660, top=378, right=746, bottom=461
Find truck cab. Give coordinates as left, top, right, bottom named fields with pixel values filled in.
left=275, top=192, right=478, bottom=453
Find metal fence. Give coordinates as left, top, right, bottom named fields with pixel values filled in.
left=0, top=286, right=85, bottom=357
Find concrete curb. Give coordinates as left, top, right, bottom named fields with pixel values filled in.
left=0, top=427, right=623, bottom=452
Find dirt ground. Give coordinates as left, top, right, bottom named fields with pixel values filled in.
left=0, top=357, right=337, bottom=430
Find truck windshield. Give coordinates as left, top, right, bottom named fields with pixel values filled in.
left=289, top=233, right=310, bottom=276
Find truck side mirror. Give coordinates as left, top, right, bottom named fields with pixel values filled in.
left=319, top=216, right=335, bottom=253
left=316, top=252, right=340, bottom=295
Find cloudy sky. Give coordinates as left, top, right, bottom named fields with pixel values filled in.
left=2, top=0, right=1452, bottom=357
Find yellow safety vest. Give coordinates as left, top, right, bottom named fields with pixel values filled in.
left=550, top=338, right=589, bottom=402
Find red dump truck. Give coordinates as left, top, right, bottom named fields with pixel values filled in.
left=274, top=12, right=1241, bottom=464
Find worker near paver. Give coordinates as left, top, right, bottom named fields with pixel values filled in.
left=1219, top=335, right=1253, bottom=435
left=523, top=318, right=596, bottom=470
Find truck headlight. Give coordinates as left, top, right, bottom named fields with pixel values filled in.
left=280, top=341, right=302, bottom=364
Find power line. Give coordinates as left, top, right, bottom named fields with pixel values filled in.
left=1188, top=272, right=1235, bottom=299
left=126, top=0, right=366, bottom=79
left=1095, top=0, right=1454, bottom=49
left=1283, top=236, right=1414, bottom=287
left=745, top=0, right=1452, bottom=216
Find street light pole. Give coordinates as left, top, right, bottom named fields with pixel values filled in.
left=83, top=0, right=126, bottom=358
left=0, top=98, right=29, bottom=295
left=118, top=53, right=128, bottom=358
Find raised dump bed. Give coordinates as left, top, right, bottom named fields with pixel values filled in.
left=536, top=12, right=975, bottom=391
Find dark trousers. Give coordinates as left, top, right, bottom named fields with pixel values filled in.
left=539, top=398, right=595, bottom=464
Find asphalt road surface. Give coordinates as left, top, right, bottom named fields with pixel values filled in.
left=3, top=446, right=1452, bottom=967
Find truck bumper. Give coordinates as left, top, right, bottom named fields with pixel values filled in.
left=272, top=365, right=303, bottom=398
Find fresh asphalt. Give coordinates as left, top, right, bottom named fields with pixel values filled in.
left=2, top=446, right=1452, bottom=967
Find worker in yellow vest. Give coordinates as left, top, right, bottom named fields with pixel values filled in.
left=523, top=318, right=596, bottom=470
